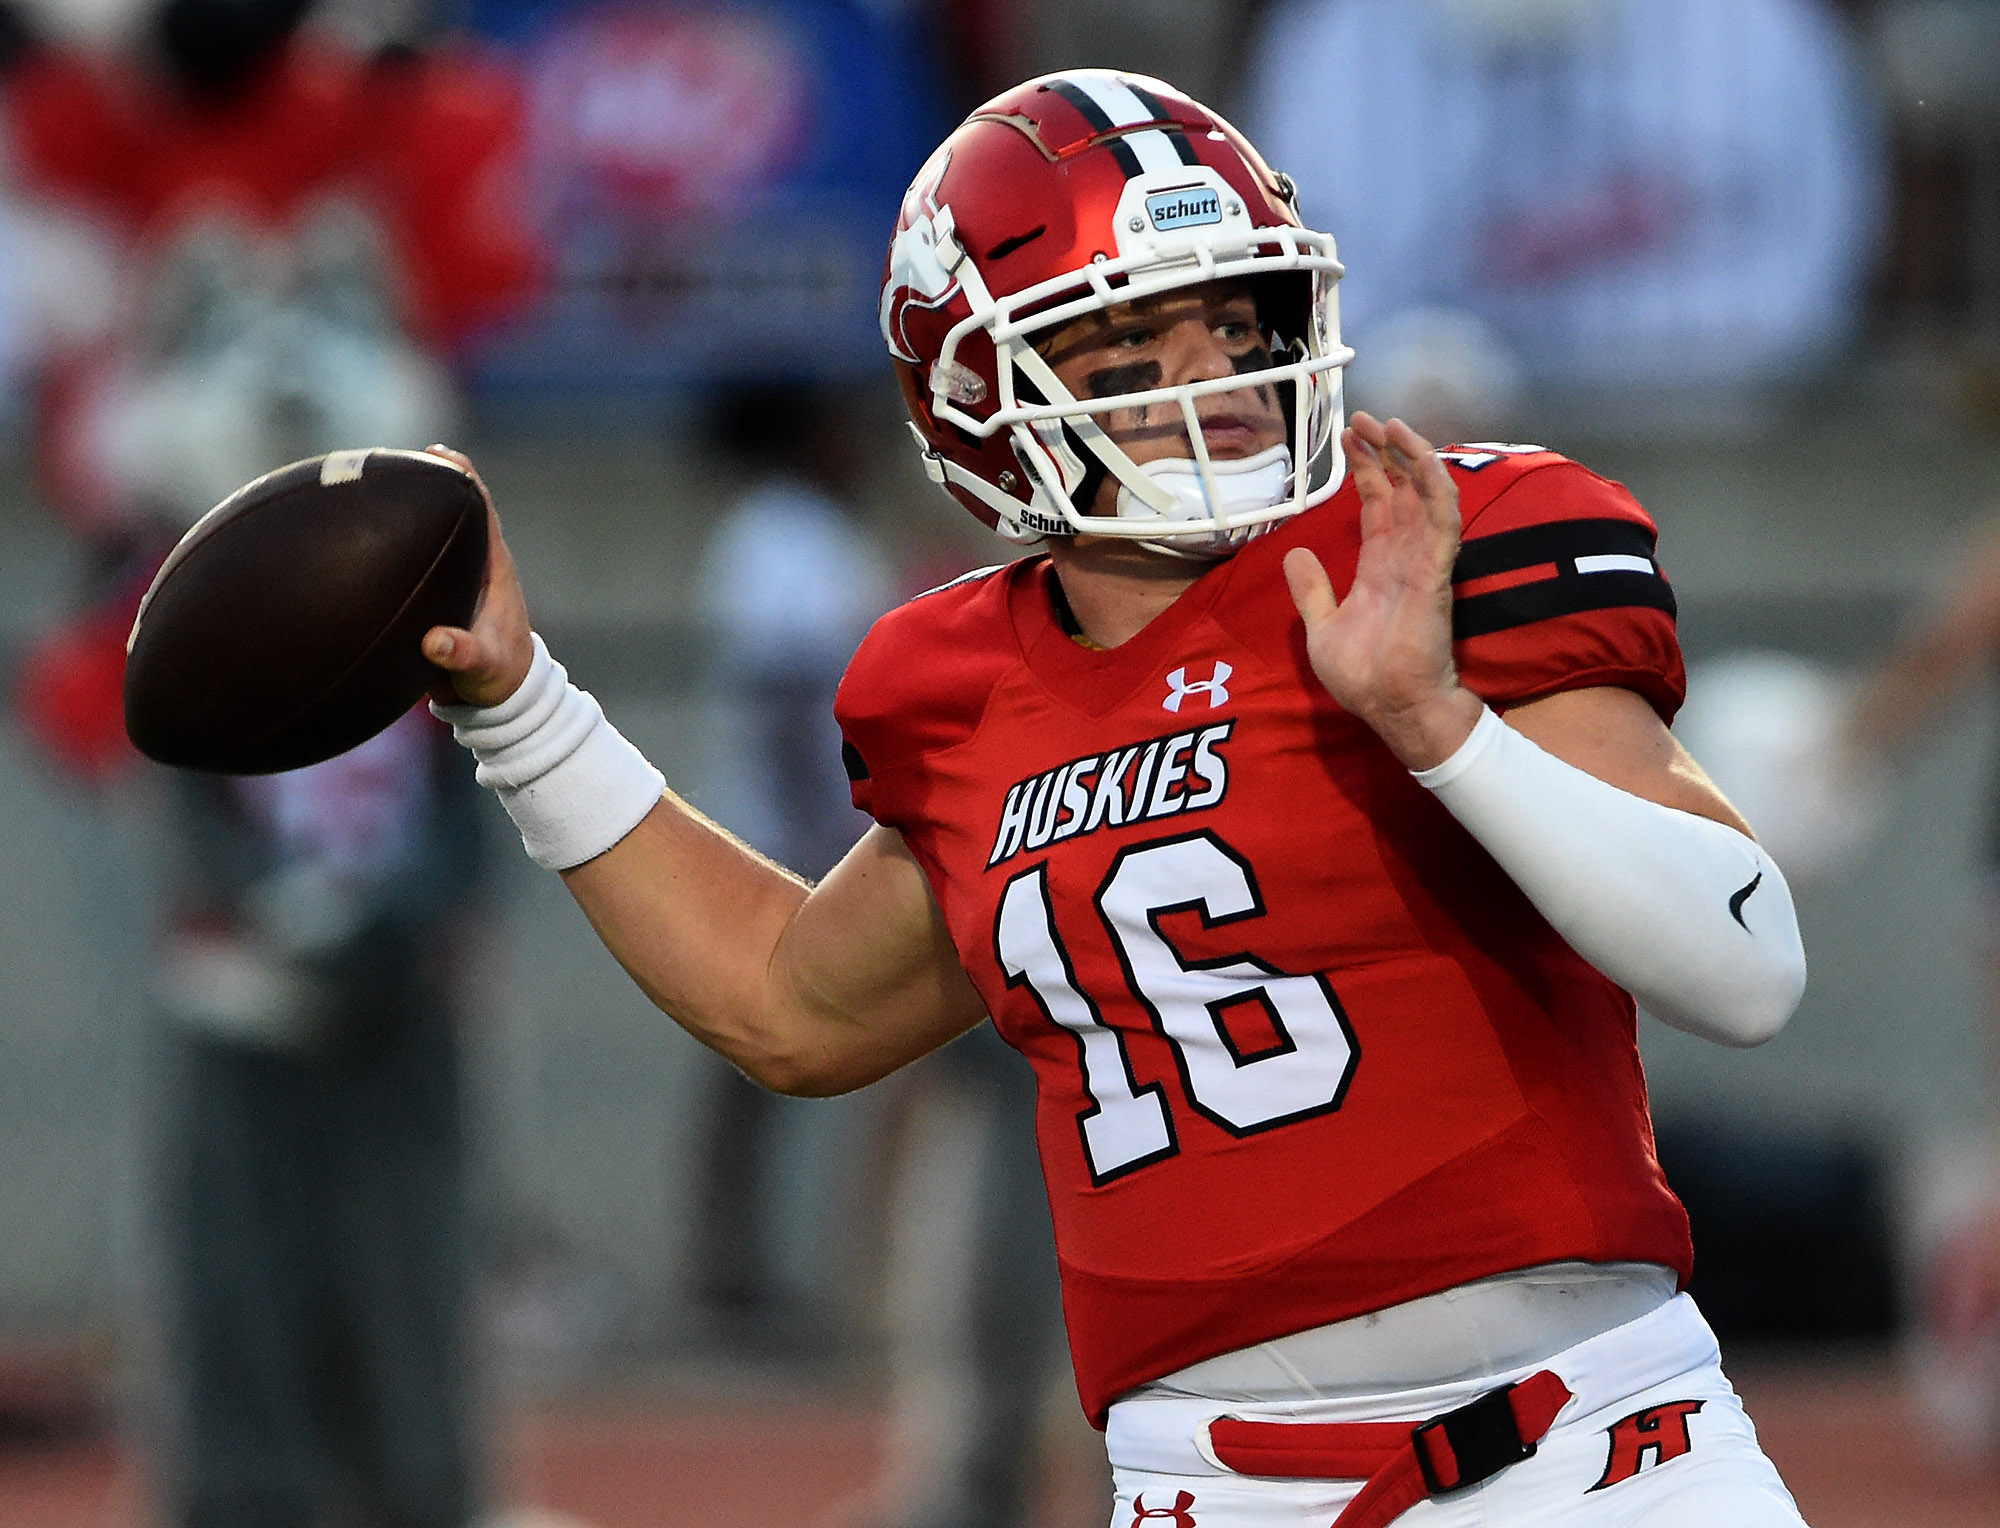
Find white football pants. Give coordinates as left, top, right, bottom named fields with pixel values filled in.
left=1104, top=1295, right=1807, bottom=1528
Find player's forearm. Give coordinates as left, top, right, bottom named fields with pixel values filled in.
left=567, top=809, right=978, bottom=1095
left=1417, top=707, right=1807, bottom=1045
left=556, top=794, right=829, bottom=1086
left=437, top=638, right=979, bottom=1094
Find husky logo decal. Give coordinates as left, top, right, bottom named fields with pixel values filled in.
left=881, top=145, right=964, bottom=364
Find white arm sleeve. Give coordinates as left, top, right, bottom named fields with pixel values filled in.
left=1413, top=707, right=1806, bottom=1046
left=433, top=634, right=665, bottom=871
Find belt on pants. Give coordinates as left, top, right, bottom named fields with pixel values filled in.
left=1204, top=1368, right=1574, bottom=1528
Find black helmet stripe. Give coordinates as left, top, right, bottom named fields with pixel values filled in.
left=1053, top=73, right=1202, bottom=177
left=1123, top=82, right=1203, bottom=167
left=1048, top=77, right=1144, bottom=177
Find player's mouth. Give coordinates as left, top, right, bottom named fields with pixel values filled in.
left=1194, top=412, right=1270, bottom=457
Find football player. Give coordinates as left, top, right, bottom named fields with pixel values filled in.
left=424, top=71, right=1812, bottom=1528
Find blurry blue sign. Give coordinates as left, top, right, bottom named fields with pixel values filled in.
left=467, top=0, right=944, bottom=393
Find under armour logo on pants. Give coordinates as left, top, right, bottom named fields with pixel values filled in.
left=1130, top=1489, right=1197, bottom=1527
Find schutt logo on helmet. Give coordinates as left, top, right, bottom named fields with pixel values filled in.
left=1146, top=188, right=1223, bottom=231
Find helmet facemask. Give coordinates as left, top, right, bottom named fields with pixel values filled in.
left=920, top=173, right=1352, bottom=556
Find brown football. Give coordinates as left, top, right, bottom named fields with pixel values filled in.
left=124, top=448, right=488, bottom=774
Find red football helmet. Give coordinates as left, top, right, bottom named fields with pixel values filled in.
left=880, top=70, right=1349, bottom=555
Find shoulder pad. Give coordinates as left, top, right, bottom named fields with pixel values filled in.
left=835, top=560, right=1021, bottom=779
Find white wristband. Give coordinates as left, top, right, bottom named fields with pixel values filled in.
left=433, top=634, right=665, bottom=870
left=1415, top=706, right=1806, bottom=1046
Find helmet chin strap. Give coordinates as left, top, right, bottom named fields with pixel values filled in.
left=1113, top=444, right=1294, bottom=559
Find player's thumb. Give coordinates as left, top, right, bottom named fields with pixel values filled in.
left=422, top=625, right=504, bottom=707
left=1283, top=547, right=1339, bottom=631
left=423, top=625, right=474, bottom=671
left=424, top=622, right=536, bottom=708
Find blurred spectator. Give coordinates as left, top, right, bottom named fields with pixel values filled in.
left=692, top=390, right=1083, bottom=1523
left=1866, top=0, right=2000, bottom=422
left=2, top=0, right=537, bottom=354
left=844, top=1026, right=1080, bottom=1528
left=462, top=0, right=941, bottom=394
left=687, top=382, right=890, bottom=1349
left=696, top=385, right=890, bottom=885
left=1834, top=506, right=2000, bottom=1461
left=1242, top=0, right=1886, bottom=402
left=0, top=0, right=535, bottom=535
left=153, top=710, right=488, bottom=1528
left=0, top=196, right=31, bottom=422
left=1337, top=304, right=1526, bottom=452
left=2, top=5, right=538, bottom=1523
left=0, top=0, right=124, bottom=432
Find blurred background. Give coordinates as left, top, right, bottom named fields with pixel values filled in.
left=1, top=1, right=1998, bottom=1525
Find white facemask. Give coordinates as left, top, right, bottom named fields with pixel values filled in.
left=1114, top=443, right=1294, bottom=558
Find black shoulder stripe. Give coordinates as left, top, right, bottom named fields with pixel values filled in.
left=1453, top=517, right=1657, bottom=583
left=1454, top=570, right=1676, bottom=640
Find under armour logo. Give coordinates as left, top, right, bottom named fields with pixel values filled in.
left=1131, top=1489, right=1197, bottom=1527
left=1590, top=1400, right=1705, bottom=1490
left=1164, top=661, right=1232, bottom=713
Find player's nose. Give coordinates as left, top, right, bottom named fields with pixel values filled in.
left=1160, top=317, right=1237, bottom=387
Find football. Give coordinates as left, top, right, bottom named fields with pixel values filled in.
left=124, top=448, right=489, bottom=774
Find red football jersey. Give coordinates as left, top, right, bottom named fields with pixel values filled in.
left=835, top=448, right=1694, bottom=1426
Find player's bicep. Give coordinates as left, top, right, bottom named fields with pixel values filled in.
left=772, top=825, right=989, bottom=1096
left=1503, top=685, right=1754, bottom=837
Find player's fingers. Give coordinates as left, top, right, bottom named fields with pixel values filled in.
left=1345, top=431, right=1394, bottom=541
left=1381, top=417, right=1457, bottom=536
left=1353, top=411, right=1414, bottom=489
left=424, top=442, right=486, bottom=498
left=1381, top=415, right=1436, bottom=461
left=1348, top=409, right=1388, bottom=449
left=1381, top=417, right=1436, bottom=493
left=425, top=442, right=514, bottom=552
left=1406, top=440, right=1460, bottom=534
left=1343, top=425, right=1389, bottom=498
left=1283, top=547, right=1340, bottom=630
left=423, top=525, right=532, bottom=704
left=465, top=498, right=521, bottom=616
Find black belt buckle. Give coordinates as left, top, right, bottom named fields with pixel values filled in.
left=1412, top=1381, right=1537, bottom=1496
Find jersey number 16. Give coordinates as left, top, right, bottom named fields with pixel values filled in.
left=995, top=830, right=1360, bottom=1185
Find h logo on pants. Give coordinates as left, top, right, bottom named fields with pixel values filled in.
left=1591, top=1400, right=1706, bottom=1490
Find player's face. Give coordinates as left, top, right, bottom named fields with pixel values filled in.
left=1039, top=281, right=1287, bottom=518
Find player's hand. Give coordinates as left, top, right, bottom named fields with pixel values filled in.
left=1283, top=412, right=1482, bottom=770
left=419, top=445, right=534, bottom=707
